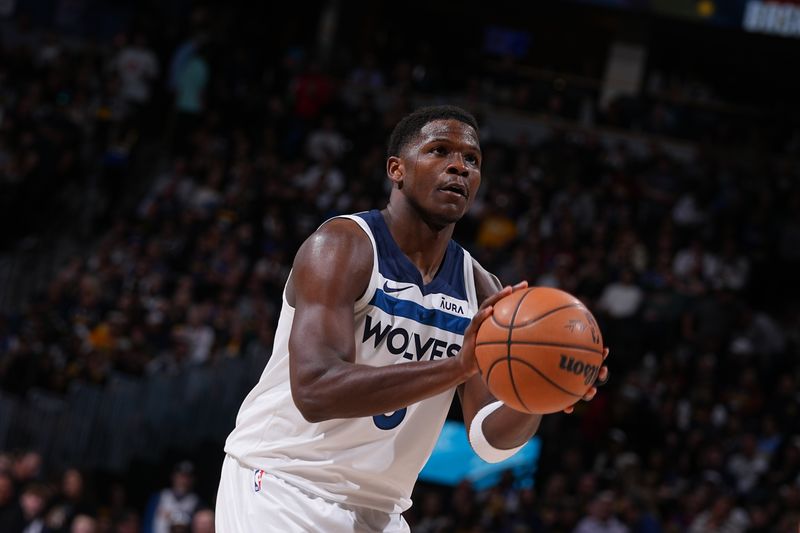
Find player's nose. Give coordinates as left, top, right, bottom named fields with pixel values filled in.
left=446, top=154, right=469, bottom=177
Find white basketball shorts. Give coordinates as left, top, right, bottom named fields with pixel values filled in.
left=215, top=454, right=410, bottom=532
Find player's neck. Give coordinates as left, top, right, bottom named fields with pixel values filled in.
left=381, top=204, right=454, bottom=284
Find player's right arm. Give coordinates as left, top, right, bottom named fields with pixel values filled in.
left=285, top=218, right=511, bottom=423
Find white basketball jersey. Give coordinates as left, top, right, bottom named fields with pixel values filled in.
left=223, top=209, right=479, bottom=514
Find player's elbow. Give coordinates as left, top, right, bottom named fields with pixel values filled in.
left=290, top=370, right=337, bottom=423
left=292, top=393, right=328, bottom=423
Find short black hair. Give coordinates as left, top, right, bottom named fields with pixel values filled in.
left=387, top=105, right=479, bottom=158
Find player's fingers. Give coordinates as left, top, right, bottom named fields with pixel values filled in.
left=510, top=280, right=528, bottom=292
left=466, top=305, right=494, bottom=332
left=582, top=386, right=597, bottom=402
left=479, top=285, right=512, bottom=310
left=602, top=347, right=610, bottom=360
left=596, top=366, right=609, bottom=385
left=563, top=404, right=574, bottom=414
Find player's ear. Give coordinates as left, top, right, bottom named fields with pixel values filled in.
left=387, top=156, right=404, bottom=189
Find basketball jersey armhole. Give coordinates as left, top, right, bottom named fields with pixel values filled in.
left=321, top=214, right=379, bottom=313
left=462, top=249, right=479, bottom=314
left=282, top=269, right=294, bottom=309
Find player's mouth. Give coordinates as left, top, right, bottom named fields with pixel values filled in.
left=437, top=182, right=468, bottom=199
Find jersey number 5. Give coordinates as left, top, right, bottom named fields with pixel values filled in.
left=373, top=408, right=407, bottom=430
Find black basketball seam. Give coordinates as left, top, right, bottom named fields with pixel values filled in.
left=476, top=340, right=603, bottom=356
left=484, top=356, right=586, bottom=400
left=490, top=314, right=509, bottom=329
left=508, top=357, right=586, bottom=398
left=485, top=357, right=507, bottom=382
left=512, top=303, right=584, bottom=328
left=507, top=288, right=536, bottom=412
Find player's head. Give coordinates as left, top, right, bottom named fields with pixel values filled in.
left=386, top=105, right=482, bottom=228
left=387, top=105, right=479, bottom=159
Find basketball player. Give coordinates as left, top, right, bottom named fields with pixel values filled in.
left=216, top=105, right=609, bottom=532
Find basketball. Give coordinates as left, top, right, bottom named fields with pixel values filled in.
left=475, top=287, right=604, bottom=414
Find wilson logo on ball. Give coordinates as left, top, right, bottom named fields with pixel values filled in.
left=559, top=354, right=600, bottom=385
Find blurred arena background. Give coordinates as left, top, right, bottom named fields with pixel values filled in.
left=1, top=0, right=799, bottom=531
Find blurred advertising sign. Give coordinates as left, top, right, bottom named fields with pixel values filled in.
left=599, top=42, right=647, bottom=110
left=483, top=26, right=533, bottom=59
left=572, top=0, right=800, bottom=38
left=743, top=1, right=800, bottom=37
left=419, top=420, right=542, bottom=490
left=649, top=0, right=750, bottom=26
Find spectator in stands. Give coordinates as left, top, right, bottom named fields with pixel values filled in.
left=292, top=149, right=346, bottom=213
left=18, top=482, right=52, bottom=533
left=111, top=508, right=140, bottom=533
left=682, top=286, right=741, bottom=356
left=190, top=508, right=214, bottom=533
left=574, top=490, right=629, bottom=533
left=714, top=235, right=750, bottom=292
left=597, top=267, right=644, bottom=321
left=178, top=305, right=215, bottom=366
left=726, top=433, right=769, bottom=497
left=341, top=51, right=385, bottom=109
left=688, top=490, right=749, bottom=533
left=69, top=515, right=96, bottom=533
left=475, top=192, right=518, bottom=252
left=410, top=491, right=451, bottom=533
left=45, top=468, right=95, bottom=533
left=110, top=32, right=160, bottom=120
left=596, top=267, right=644, bottom=371
left=618, top=493, right=661, bottom=533
left=305, top=113, right=350, bottom=164
left=143, top=461, right=201, bottom=533
left=672, top=237, right=718, bottom=289
left=0, top=471, right=24, bottom=532
left=170, top=40, right=210, bottom=157
left=11, top=451, right=43, bottom=493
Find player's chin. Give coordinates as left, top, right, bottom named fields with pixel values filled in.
left=431, top=205, right=467, bottom=226
left=431, top=197, right=471, bottom=223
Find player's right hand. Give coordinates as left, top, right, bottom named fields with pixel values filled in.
left=458, top=281, right=528, bottom=379
left=562, top=347, right=610, bottom=414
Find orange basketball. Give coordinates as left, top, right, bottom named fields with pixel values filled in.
left=475, top=287, right=604, bottom=414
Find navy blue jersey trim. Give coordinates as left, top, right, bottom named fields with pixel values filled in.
left=369, top=290, right=471, bottom=335
left=357, top=210, right=467, bottom=298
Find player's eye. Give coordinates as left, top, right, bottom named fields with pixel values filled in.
left=465, top=154, right=479, bottom=165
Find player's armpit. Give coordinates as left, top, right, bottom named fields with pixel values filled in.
left=471, top=257, right=504, bottom=303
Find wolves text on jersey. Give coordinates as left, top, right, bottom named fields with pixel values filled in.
left=362, top=314, right=461, bottom=361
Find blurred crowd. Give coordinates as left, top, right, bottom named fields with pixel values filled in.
left=2, top=3, right=800, bottom=532
left=0, top=449, right=214, bottom=533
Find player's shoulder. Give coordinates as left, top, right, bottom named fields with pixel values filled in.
left=288, top=216, right=374, bottom=303
left=296, top=215, right=374, bottom=268
left=308, top=215, right=371, bottom=246
left=471, top=257, right=503, bottom=302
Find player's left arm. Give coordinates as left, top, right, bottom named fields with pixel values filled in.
left=458, top=259, right=609, bottom=462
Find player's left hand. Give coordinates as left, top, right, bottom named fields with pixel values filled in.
left=562, top=347, right=609, bottom=414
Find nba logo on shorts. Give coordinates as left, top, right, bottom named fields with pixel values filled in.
left=253, top=469, right=265, bottom=493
